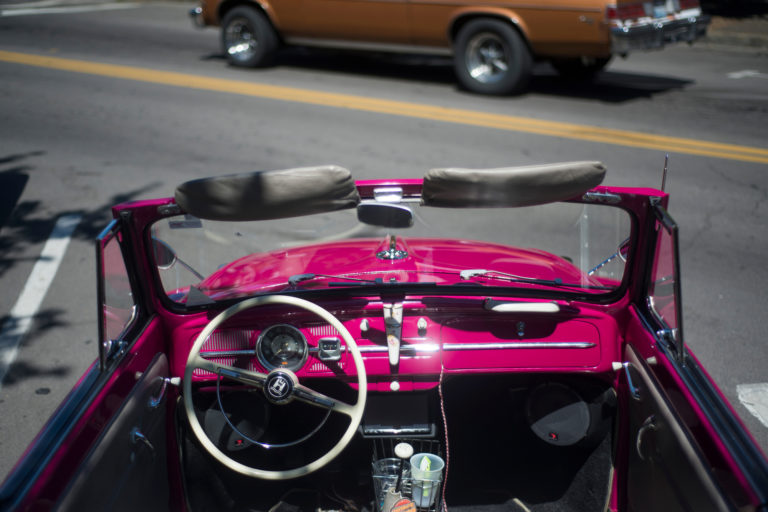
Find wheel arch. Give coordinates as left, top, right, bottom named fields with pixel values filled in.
left=217, top=0, right=282, bottom=40
left=448, top=10, right=533, bottom=54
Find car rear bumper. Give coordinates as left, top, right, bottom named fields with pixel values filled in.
left=610, top=13, right=710, bottom=54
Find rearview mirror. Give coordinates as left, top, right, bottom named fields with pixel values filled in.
left=357, top=203, right=414, bottom=229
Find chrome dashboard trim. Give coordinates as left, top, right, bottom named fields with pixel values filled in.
left=201, top=349, right=256, bottom=357
left=202, top=342, right=591, bottom=355
left=443, top=341, right=596, bottom=350
left=358, top=344, right=440, bottom=354
left=309, top=346, right=345, bottom=354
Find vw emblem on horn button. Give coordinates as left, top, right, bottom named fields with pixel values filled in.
left=264, top=371, right=294, bottom=404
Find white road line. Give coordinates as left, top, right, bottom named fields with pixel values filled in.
left=727, top=70, right=768, bottom=80
left=0, top=3, right=138, bottom=17
left=737, top=383, right=768, bottom=429
left=0, top=214, right=81, bottom=393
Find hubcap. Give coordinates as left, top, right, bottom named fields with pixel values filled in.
left=225, top=18, right=257, bottom=62
left=465, top=32, right=509, bottom=84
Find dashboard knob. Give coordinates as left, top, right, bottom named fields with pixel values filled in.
left=417, top=317, right=428, bottom=336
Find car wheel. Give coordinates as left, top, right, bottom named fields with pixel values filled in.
left=551, top=56, right=612, bottom=80
left=221, top=6, right=278, bottom=68
left=453, top=18, right=533, bottom=95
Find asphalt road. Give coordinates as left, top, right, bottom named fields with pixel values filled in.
left=0, top=1, right=767, bottom=483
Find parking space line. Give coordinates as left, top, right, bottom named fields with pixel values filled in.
left=738, top=383, right=768, bottom=429
left=0, top=214, right=81, bottom=392
left=1, top=50, right=767, bottom=164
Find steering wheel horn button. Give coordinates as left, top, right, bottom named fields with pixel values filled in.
left=264, top=370, right=296, bottom=404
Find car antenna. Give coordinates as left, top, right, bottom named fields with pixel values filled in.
left=661, top=153, right=669, bottom=192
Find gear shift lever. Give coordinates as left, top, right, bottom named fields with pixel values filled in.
left=394, top=442, right=414, bottom=493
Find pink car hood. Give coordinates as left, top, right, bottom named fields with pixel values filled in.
left=196, top=236, right=599, bottom=300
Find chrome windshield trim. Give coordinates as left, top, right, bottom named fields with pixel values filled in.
left=443, top=341, right=596, bottom=350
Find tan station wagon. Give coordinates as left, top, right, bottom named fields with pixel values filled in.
left=190, top=0, right=710, bottom=95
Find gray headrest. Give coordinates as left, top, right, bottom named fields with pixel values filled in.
left=174, top=165, right=360, bottom=221
left=421, top=161, right=606, bottom=207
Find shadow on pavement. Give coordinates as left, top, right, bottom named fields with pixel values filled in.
left=0, top=155, right=37, bottom=232
left=211, top=49, right=694, bottom=103
left=0, top=151, right=161, bottom=388
left=531, top=70, right=693, bottom=102
left=0, top=151, right=162, bottom=278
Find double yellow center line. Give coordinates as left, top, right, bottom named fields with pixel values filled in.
left=2, top=49, right=766, bottom=165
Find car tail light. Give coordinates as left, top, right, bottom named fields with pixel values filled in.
left=606, top=2, right=649, bottom=22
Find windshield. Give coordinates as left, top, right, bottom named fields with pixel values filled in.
left=150, top=200, right=631, bottom=306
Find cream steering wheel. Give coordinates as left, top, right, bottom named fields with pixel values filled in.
left=183, top=295, right=367, bottom=480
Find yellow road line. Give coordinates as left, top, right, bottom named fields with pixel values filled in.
left=2, top=50, right=767, bottom=164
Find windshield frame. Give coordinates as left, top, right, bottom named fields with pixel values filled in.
left=142, top=185, right=641, bottom=313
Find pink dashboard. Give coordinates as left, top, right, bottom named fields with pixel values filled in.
left=167, top=297, right=621, bottom=389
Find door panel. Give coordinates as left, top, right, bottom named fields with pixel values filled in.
left=624, top=202, right=768, bottom=511
left=56, top=353, right=170, bottom=511
left=0, top=219, right=174, bottom=510
left=0, top=319, right=171, bottom=510
left=282, top=0, right=409, bottom=43
left=623, top=342, right=731, bottom=512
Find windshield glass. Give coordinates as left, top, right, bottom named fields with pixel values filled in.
left=150, top=201, right=631, bottom=306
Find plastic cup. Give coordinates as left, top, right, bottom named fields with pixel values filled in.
left=372, top=458, right=406, bottom=511
left=409, top=453, right=444, bottom=507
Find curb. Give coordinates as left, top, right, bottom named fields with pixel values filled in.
left=704, top=33, right=768, bottom=48
left=704, top=15, right=768, bottom=49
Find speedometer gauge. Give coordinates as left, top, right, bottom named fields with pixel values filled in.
left=256, top=325, right=308, bottom=371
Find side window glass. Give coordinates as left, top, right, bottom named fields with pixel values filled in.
left=97, top=220, right=137, bottom=370
left=647, top=205, right=684, bottom=359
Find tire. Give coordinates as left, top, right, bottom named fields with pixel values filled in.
left=453, top=18, right=533, bottom=95
left=221, top=6, right=279, bottom=68
left=551, top=56, right=612, bottom=80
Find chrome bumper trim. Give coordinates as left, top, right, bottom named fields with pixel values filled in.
left=611, top=14, right=710, bottom=53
